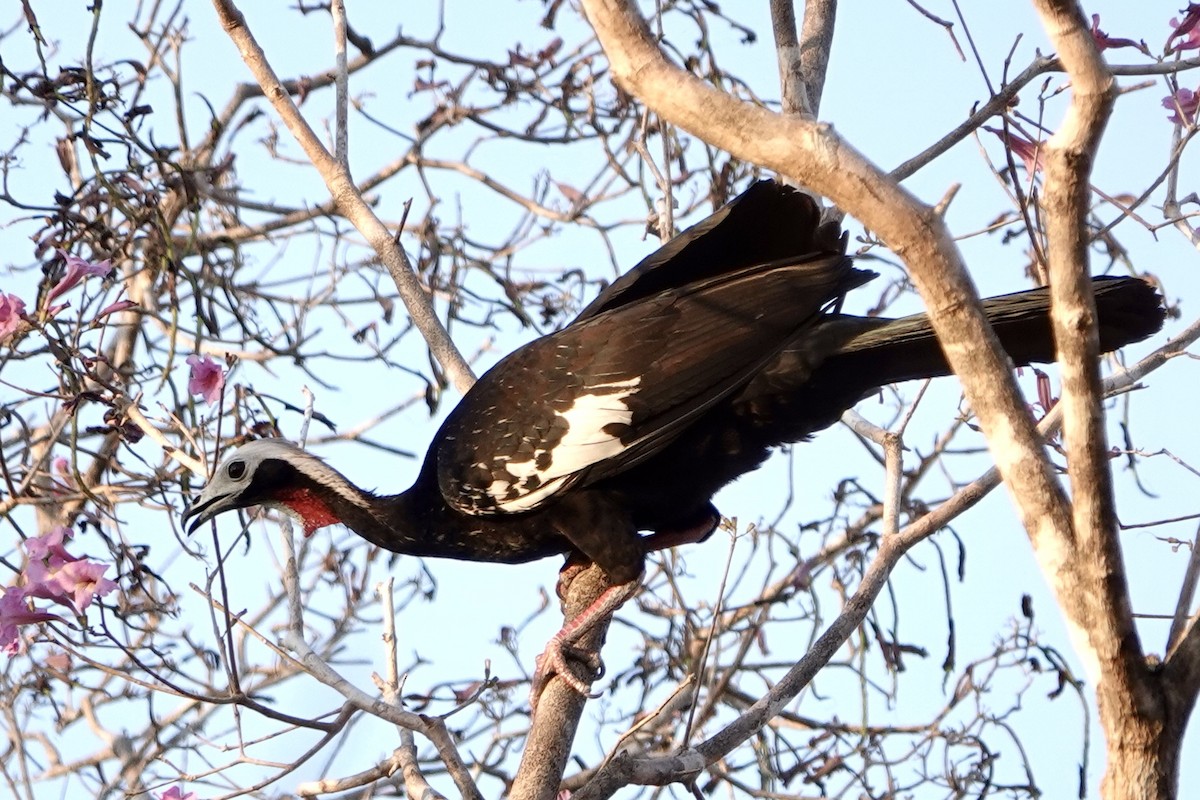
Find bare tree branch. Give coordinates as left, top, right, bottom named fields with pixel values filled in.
left=798, top=0, right=837, bottom=115
left=211, top=0, right=476, bottom=393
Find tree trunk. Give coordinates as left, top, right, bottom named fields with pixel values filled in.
left=1100, top=671, right=1194, bottom=799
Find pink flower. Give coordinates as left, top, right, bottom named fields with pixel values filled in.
left=1089, top=15, right=1144, bottom=52
left=25, top=557, right=116, bottom=613
left=1034, top=368, right=1058, bottom=414
left=23, top=528, right=116, bottom=614
left=1168, top=5, right=1200, bottom=53
left=45, top=250, right=113, bottom=306
left=985, top=126, right=1044, bottom=173
left=50, top=456, right=76, bottom=494
left=186, top=354, right=226, bottom=405
left=44, top=649, right=72, bottom=672
left=1163, top=87, right=1200, bottom=125
left=0, top=292, right=26, bottom=340
left=24, top=527, right=77, bottom=565
left=157, top=787, right=198, bottom=800
left=0, top=587, right=61, bottom=655
left=94, top=299, right=137, bottom=320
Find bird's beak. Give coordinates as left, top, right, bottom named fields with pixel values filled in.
left=181, top=488, right=237, bottom=535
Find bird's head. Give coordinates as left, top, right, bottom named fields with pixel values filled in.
left=183, top=439, right=366, bottom=536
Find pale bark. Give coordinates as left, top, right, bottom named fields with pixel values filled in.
left=1032, top=2, right=1194, bottom=796
left=797, top=0, right=837, bottom=114
left=770, top=0, right=837, bottom=116
left=511, top=566, right=616, bottom=800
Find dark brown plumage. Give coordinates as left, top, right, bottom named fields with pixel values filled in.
left=183, top=181, right=1166, bottom=699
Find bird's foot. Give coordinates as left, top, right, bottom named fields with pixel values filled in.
left=530, top=634, right=604, bottom=709
left=528, top=579, right=640, bottom=712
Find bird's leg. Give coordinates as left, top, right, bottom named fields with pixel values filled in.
left=639, top=503, right=720, bottom=552
left=530, top=493, right=645, bottom=709
left=530, top=502, right=721, bottom=710
left=530, top=568, right=639, bottom=709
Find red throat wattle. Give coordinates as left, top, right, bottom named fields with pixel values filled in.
left=271, top=486, right=341, bottom=536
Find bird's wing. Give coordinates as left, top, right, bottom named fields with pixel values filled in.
left=575, top=181, right=842, bottom=321
left=436, top=254, right=873, bottom=515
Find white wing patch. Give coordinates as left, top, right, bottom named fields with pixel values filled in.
left=487, top=377, right=640, bottom=512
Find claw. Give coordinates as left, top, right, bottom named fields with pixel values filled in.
left=529, top=634, right=604, bottom=710
left=528, top=578, right=641, bottom=712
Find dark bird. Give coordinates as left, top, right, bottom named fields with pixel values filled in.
left=182, top=181, right=1165, bottom=701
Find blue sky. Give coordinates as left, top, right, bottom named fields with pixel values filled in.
left=1, top=1, right=1198, bottom=797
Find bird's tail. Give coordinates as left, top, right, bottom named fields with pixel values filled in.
left=733, top=277, right=1165, bottom=440
left=826, top=276, right=1164, bottom=385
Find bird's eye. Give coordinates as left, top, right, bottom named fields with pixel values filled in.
left=227, top=460, right=247, bottom=480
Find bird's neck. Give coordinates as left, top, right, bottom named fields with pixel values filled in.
left=267, top=455, right=571, bottom=564
left=264, top=459, right=393, bottom=541
left=265, top=458, right=461, bottom=556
